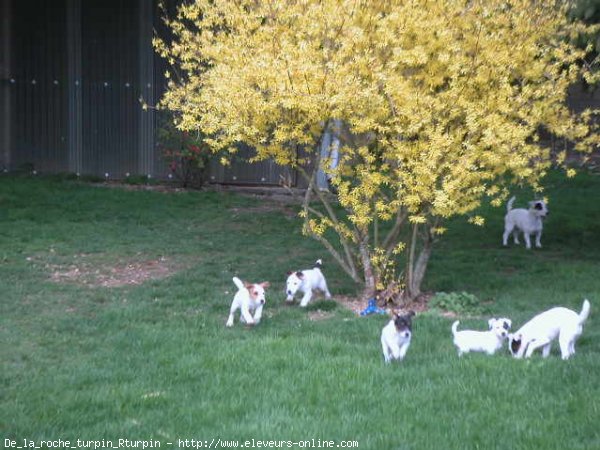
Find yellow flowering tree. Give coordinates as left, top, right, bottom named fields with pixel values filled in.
left=156, top=0, right=598, bottom=301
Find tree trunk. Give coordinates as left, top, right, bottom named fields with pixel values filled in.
left=404, top=230, right=434, bottom=301
left=358, top=233, right=377, bottom=300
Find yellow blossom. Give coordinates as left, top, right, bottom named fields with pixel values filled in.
left=156, top=0, right=598, bottom=299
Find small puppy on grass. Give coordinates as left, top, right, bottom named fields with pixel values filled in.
left=508, top=299, right=590, bottom=360
left=494, top=317, right=513, bottom=332
left=451, top=318, right=511, bottom=357
left=226, top=277, right=270, bottom=327
left=503, top=196, right=549, bottom=249
left=381, top=311, right=415, bottom=363
left=285, top=259, right=332, bottom=307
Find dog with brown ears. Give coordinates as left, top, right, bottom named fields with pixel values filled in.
left=226, top=277, right=270, bottom=327
left=381, top=311, right=415, bottom=363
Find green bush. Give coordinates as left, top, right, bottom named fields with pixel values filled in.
left=157, top=112, right=211, bottom=189
left=429, top=291, right=483, bottom=315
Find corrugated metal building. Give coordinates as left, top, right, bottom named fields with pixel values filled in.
left=0, top=1, right=598, bottom=185
left=0, top=0, right=296, bottom=186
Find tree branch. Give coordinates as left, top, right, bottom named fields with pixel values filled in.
left=406, top=222, right=419, bottom=297
left=307, top=229, right=361, bottom=283
left=383, top=209, right=408, bottom=256
left=297, top=164, right=359, bottom=280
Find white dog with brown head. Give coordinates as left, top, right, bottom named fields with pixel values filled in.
left=226, top=277, right=270, bottom=327
left=381, top=311, right=415, bottom=363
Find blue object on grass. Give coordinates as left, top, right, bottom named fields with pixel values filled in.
left=360, top=298, right=386, bottom=316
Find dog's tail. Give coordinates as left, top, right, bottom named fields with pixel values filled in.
left=232, top=277, right=245, bottom=291
left=451, top=320, right=460, bottom=336
left=578, top=299, right=591, bottom=325
left=507, top=196, right=516, bottom=212
left=314, top=259, right=323, bottom=269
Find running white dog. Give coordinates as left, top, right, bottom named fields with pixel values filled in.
left=285, top=259, right=331, bottom=307
left=226, top=277, right=270, bottom=327
left=503, top=196, right=549, bottom=249
left=451, top=318, right=511, bottom=356
left=508, top=299, right=590, bottom=360
left=381, top=311, right=415, bottom=363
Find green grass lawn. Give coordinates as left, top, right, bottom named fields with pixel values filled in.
left=1, top=171, right=599, bottom=450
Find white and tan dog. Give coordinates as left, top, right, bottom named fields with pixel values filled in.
left=451, top=318, right=511, bottom=357
left=285, top=259, right=331, bottom=307
left=226, top=277, right=270, bottom=327
left=508, top=299, right=590, bottom=360
left=381, top=311, right=415, bottom=363
left=503, top=196, right=549, bottom=249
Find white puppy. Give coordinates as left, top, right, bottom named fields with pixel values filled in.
left=493, top=317, right=512, bottom=332
left=503, top=196, right=548, bottom=249
left=226, top=277, right=270, bottom=327
left=508, top=299, right=590, bottom=360
left=285, top=259, right=332, bottom=307
left=451, top=318, right=510, bottom=356
left=381, top=311, right=415, bottom=363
